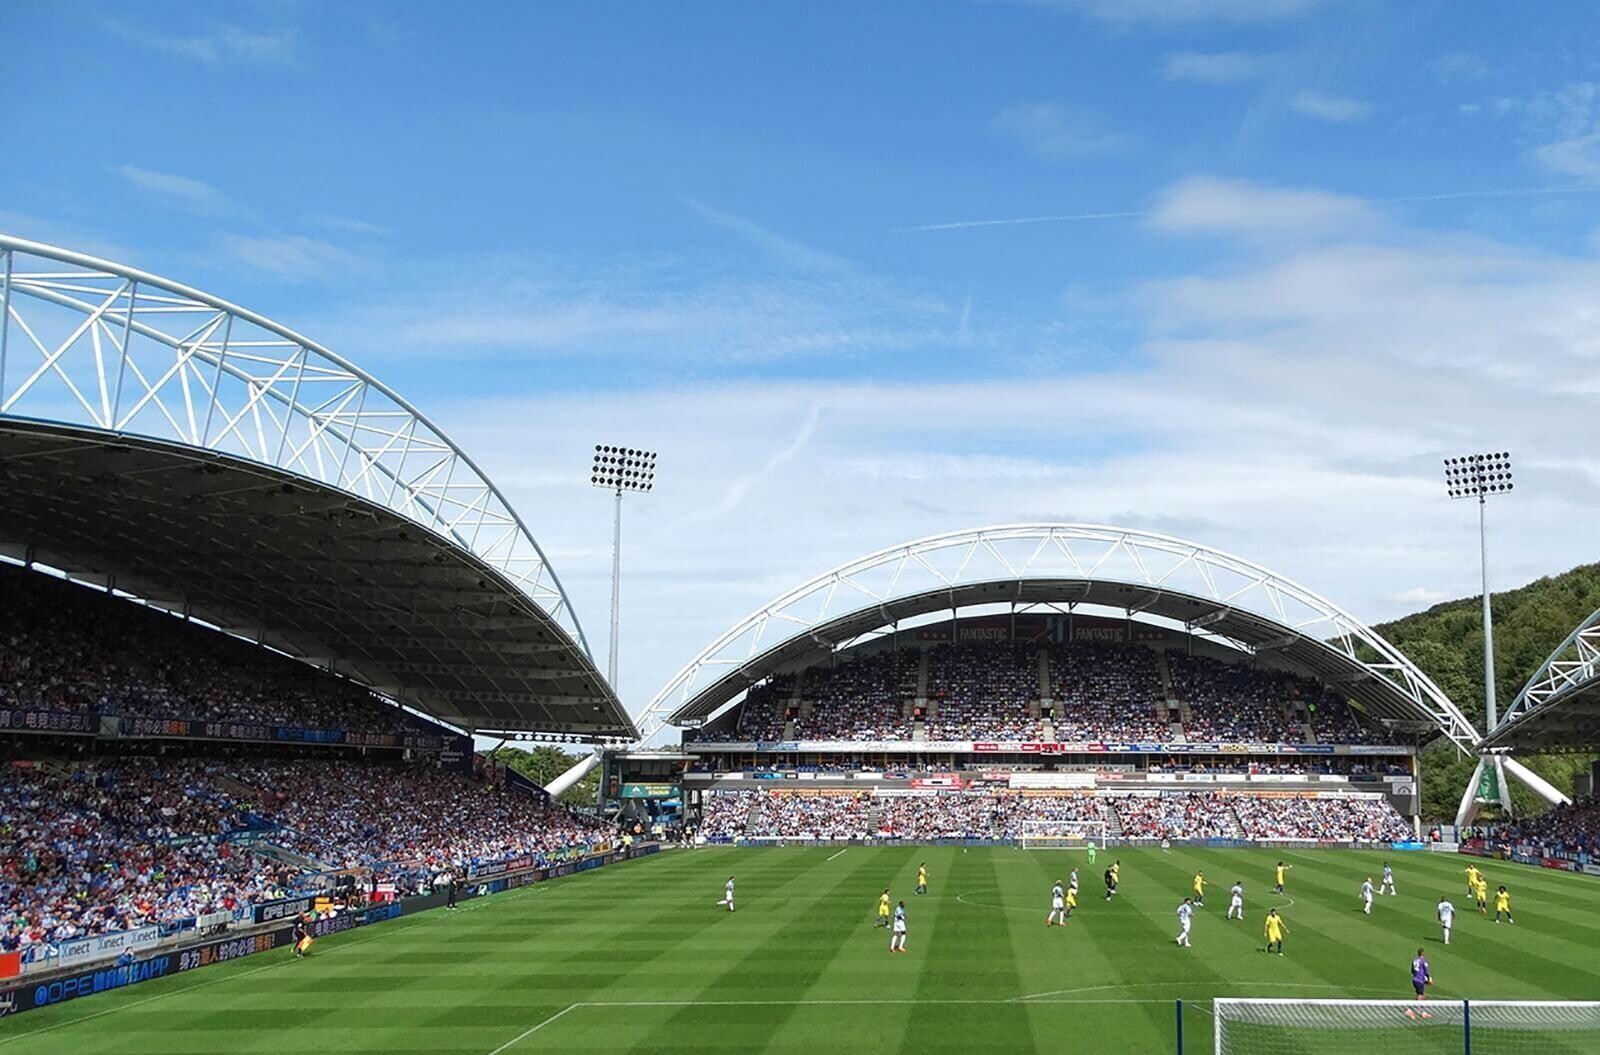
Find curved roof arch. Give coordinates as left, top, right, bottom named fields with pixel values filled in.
left=1482, top=606, right=1600, bottom=751
left=0, top=235, right=587, bottom=652
left=0, top=236, right=632, bottom=737
left=644, top=524, right=1479, bottom=749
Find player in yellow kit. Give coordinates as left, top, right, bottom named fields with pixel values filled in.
left=1464, top=864, right=1481, bottom=898
left=1473, top=876, right=1489, bottom=915
left=1493, top=885, right=1514, bottom=924
left=1193, top=870, right=1206, bottom=907
left=876, top=889, right=892, bottom=927
left=1274, top=862, right=1291, bottom=894
left=1264, top=908, right=1288, bottom=955
left=1064, top=883, right=1078, bottom=919
left=916, top=863, right=928, bottom=895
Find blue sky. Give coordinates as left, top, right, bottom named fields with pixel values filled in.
left=6, top=1, right=1600, bottom=719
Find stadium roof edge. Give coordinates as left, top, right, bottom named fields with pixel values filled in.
left=1481, top=605, right=1600, bottom=752
left=0, top=236, right=633, bottom=737
left=640, top=523, right=1479, bottom=749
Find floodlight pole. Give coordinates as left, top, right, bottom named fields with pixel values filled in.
left=1478, top=490, right=1497, bottom=731
left=1444, top=451, right=1515, bottom=828
left=609, top=483, right=623, bottom=688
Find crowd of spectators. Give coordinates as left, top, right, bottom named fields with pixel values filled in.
left=0, top=566, right=422, bottom=735
left=796, top=652, right=908, bottom=740
left=697, top=788, right=1411, bottom=844
left=0, top=756, right=609, bottom=955
left=710, top=640, right=1392, bottom=747
left=1049, top=643, right=1168, bottom=741
left=1169, top=653, right=1382, bottom=745
left=1, top=760, right=292, bottom=952
left=1111, top=792, right=1241, bottom=839
left=1231, top=795, right=1413, bottom=842
left=222, top=760, right=609, bottom=880
left=926, top=644, right=1040, bottom=740
left=1494, top=799, right=1600, bottom=859
left=1169, top=654, right=1303, bottom=743
left=700, top=789, right=874, bottom=839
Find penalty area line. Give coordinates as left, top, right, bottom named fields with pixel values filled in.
left=826, top=847, right=848, bottom=862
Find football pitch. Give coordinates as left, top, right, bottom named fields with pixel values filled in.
left=4, top=846, right=1599, bottom=1054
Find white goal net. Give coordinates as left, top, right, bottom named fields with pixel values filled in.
left=1214, top=999, right=1600, bottom=1055
left=1017, top=819, right=1106, bottom=849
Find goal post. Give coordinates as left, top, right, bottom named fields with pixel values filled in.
left=1017, top=819, right=1107, bottom=850
left=1213, top=998, right=1600, bottom=1055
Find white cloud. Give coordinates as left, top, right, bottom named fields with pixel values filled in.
left=991, top=103, right=1132, bottom=161
left=306, top=214, right=392, bottom=237
left=1534, top=134, right=1600, bottom=180
left=217, top=234, right=361, bottom=280
left=115, top=164, right=228, bottom=211
left=1386, top=587, right=1450, bottom=607
left=1289, top=91, right=1372, bottom=124
left=1163, top=50, right=1280, bottom=84
left=1011, top=0, right=1319, bottom=27
left=103, top=20, right=295, bottom=65
left=1150, top=177, right=1380, bottom=239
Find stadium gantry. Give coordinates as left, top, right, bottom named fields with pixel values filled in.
left=1481, top=605, right=1600, bottom=752
left=638, top=523, right=1482, bottom=750
left=0, top=234, right=634, bottom=739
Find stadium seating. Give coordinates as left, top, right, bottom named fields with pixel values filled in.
left=926, top=644, right=1040, bottom=740
left=697, top=788, right=1412, bottom=843
left=1048, top=642, right=1167, bottom=742
left=0, top=758, right=608, bottom=955
left=709, top=638, right=1387, bottom=745
left=1497, top=798, right=1600, bottom=858
left=0, top=566, right=425, bottom=735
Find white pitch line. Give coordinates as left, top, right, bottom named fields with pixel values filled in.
left=486, top=1004, right=579, bottom=1055
left=826, top=847, right=848, bottom=862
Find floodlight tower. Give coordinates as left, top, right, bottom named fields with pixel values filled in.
left=591, top=445, right=657, bottom=690
left=1444, top=451, right=1514, bottom=825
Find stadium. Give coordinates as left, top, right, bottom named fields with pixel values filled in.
left=1, top=233, right=1598, bottom=1054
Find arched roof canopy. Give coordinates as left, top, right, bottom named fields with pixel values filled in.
left=645, top=524, right=1478, bottom=749
left=1481, top=606, right=1600, bottom=752
left=0, top=236, right=633, bottom=738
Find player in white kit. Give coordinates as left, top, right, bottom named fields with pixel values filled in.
left=1380, top=862, right=1397, bottom=896
left=890, top=901, right=908, bottom=952
left=716, top=875, right=735, bottom=912
left=1175, top=897, right=1194, bottom=947
left=1227, top=881, right=1244, bottom=920
left=1047, top=881, right=1067, bottom=927
left=1437, top=896, right=1455, bottom=944
left=1361, top=877, right=1375, bottom=915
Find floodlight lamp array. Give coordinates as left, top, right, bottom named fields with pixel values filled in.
left=591, top=445, right=657, bottom=492
left=1443, top=451, right=1513, bottom=499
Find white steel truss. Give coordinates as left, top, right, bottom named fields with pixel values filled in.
left=0, top=235, right=591, bottom=657
left=1499, top=605, right=1600, bottom=728
left=635, top=523, right=1481, bottom=748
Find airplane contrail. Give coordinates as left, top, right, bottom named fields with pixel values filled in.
left=899, top=187, right=1599, bottom=233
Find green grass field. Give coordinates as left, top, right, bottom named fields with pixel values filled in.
left=3, top=846, right=1599, bottom=1054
